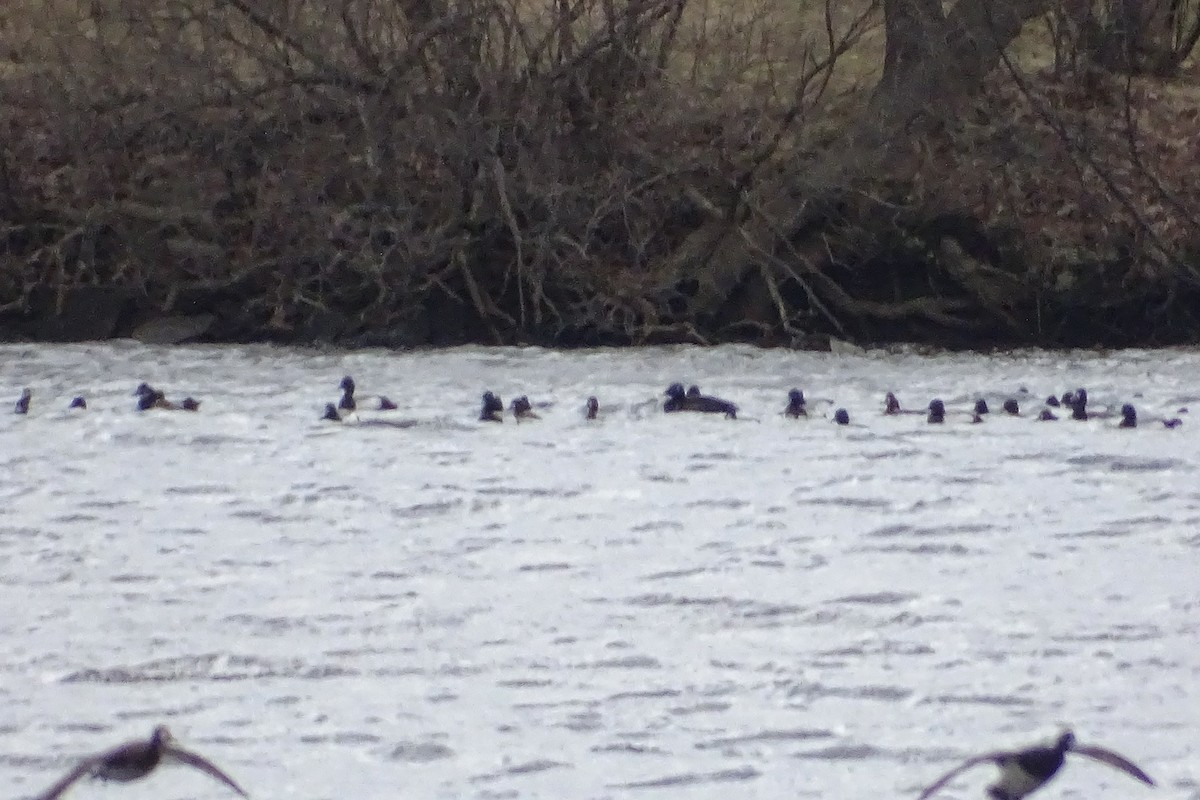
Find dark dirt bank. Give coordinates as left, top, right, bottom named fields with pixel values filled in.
left=2, top=2, right=1199, bottom=350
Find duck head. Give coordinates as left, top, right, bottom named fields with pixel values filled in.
left=150, top=725, right=173, bottom=749
left=974, top=398, right=989, bottom=415
left=585, top=396, right=599, bottom=420
left=927, top=399, right=945, bottom=424
left=1002, top=398, right=1019, bottom=415
left=834, top=408, right=850, bottom=425
left=69, top=396, right=87, bottom=409
left=338, top=376, right=356, bottom=411
left=322, top=403, right=341, bottom=421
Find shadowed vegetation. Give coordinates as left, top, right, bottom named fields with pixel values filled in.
left=1, top=0, right=1199, bottom=347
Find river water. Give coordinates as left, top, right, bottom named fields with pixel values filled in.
left=1, top=342, right=1196, bottom=800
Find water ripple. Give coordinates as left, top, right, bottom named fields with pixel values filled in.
left=61, top=654, right=355, bottom=683
left=388, top=741, right=455, bottom=761
left=612, top=765, right=760, bottom=789
left=695, top=728, right=835, bottom=749
left=3, top=342, right=1198, bottom=800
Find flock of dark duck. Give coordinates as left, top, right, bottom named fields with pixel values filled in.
left=10, top=378, right=1186, bottom=429
left=11, top=376, right=1172, bottom=800
left=24, top=724, right=1155, bottom=800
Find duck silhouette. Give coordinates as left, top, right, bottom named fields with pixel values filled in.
left=1117, top=403, right=1183, bottom=429
left=1068, top=388, right=1089, bottom=420
left=14, top=388, right=31, bottom=414
left=32, top=725, right=248, bottom=800
left=663, top=383, right=737, bottom=418
left=1119, top=403, right=1137, bottom=428
left=479, top=391, right=504, bottom=422
left=784, top=389, right=807, bottom=418
left=338, top=376, right=396, bottom=412
left=511, top=396, right=540, bottom=421
left=884, top=391, right=902, bottom=415
left=917, top=730, right=1152, bottom=800
left=134, top=383, right=178, bottom=411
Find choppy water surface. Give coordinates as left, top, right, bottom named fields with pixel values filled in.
left=1, top=342, right=1197, bottom=800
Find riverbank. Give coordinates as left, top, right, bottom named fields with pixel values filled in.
left=2, top=3, right=1198, bottom=350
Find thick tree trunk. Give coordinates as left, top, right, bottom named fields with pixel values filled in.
left=659, top=0, right=1055, bottom=323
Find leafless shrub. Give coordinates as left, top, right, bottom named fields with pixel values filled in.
left=0, top=0, right=876, bottom=343
left=1048, top=0, right=1200, bottom=76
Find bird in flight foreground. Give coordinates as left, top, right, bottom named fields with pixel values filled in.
left=33, top=724, right=249, bottom=800
left=917, top=730, right=1153, bottom=800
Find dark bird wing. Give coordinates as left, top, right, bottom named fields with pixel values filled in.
left=1071, top=744, right=1155, bottom=786
left=918, top=753, right=1004, bottom=800
left=163, top=745, right=250, bottom=797
left=32, top=756, right=101, bottom=800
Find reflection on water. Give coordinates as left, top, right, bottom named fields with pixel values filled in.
left=0, top=343, right=1194, bottom=799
